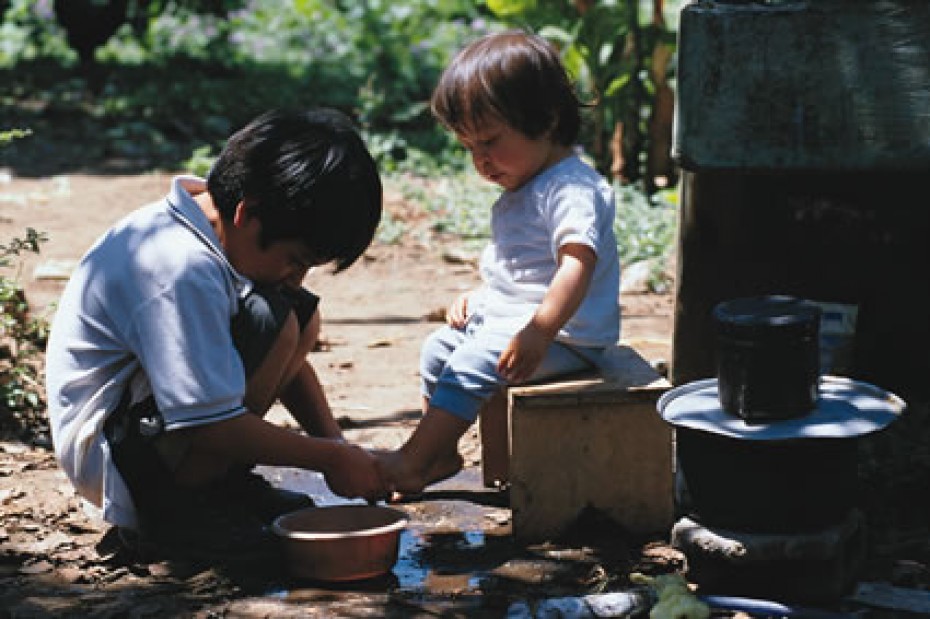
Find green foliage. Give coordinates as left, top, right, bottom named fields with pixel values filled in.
left=614, top=184, right=676, bottom=263
left=614, top=183, right=677, bottom=291
left=1, top=0, right=489, bottom=174
left=0, top=0, right=71, bottom=65
left=486, top=0, right=538, bottom=18
left=0, top=228, right=49, bottom=422
left=420, top=164, right=499, bottom=246
left=0, top=127, right=31, bottom=144
left=1, top=126, right=50, bottom=442
left=117, top=0, right=483, bottom=139
left=182, top=144, right=216, bottom=177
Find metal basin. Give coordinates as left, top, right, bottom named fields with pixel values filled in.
left=272, top=504, right=408, bottom=581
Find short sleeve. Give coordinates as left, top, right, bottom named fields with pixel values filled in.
left=127, top=258, right=246, bottom=429
left=546, top=183, right=601, bottom=257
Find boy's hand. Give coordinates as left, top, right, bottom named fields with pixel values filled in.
left=446, top=292, right=471, bottom=329
left=323, top=442, right=390, bottom=501
left=497, top=323, right=552, bottom=384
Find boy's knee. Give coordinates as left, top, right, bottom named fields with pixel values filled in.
left=297, top=309, right=322, bottom=354
left=280, top=286, right=319, bottom=331
left=274, top=310, right=300, bottom=349
left=231, top=285, right=319, bottom=377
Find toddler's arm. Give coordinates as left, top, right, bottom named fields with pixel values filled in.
left=498, top=243, right=596, bottom=382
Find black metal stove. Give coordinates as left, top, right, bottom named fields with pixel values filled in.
left=659, top=296, right=904, bottom=603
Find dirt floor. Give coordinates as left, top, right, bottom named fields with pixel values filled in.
left=2, top=171, right=929, bottom=617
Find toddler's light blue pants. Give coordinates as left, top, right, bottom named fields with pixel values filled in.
left=420, top=320, right=605, bottom=422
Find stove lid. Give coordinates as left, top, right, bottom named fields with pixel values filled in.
left=713, top=295, right=821, bottom=340
left=658, top=375, right=904, bottom=440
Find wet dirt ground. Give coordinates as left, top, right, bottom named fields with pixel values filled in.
left=253, top=465, right=678, bottom=618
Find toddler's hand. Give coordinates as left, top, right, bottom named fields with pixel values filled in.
left=446, top=292, right=471, bottom=329
left=498, top=324, right=551, bottom=383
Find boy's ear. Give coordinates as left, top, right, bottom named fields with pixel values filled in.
left=232, top=201, right=250, bottom=227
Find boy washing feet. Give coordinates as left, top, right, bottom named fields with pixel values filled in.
left=46, top=109, right=389, bottom=562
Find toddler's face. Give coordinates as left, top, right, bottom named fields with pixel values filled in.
left=457, top=117, right=569, bottom=192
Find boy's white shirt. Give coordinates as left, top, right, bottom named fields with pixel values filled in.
left=473, top=155, right=621, bottom=347
left=44, top=176, right=251, bottom=528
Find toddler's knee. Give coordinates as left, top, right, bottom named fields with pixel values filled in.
left=420, top=326, right=462, bottom=379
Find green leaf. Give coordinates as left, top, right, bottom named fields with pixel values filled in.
left=538, top=25, right=572, bottom=47
left=561, top=44, right=587, bottom=82
left=604, top=73, right=631, bottom=98
left=486, top=0, right=538, bottom=18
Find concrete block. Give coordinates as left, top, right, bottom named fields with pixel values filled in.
left=508, top=345, right=673, bottom=543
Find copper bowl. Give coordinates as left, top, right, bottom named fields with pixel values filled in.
left=271, top=504, right=408, bottom=581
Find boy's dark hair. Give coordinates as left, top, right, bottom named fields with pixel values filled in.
left=207, top=108, right=382, bottom=272
left=431, top=30, right=582, bottom=146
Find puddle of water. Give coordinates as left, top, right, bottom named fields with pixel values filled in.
left=252, top=465, right=656, bottom=618
left=257, top=466, right=499, bottom=596
left=249, top=465, right=679, bottom=616
left=259, top=466, right=364, bottom=507
left=394, top=528, right=484, bottom=591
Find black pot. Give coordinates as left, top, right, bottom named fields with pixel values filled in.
left=676, top=427, right=857, bottom=533
left=714, top=296, right=822, bottom=422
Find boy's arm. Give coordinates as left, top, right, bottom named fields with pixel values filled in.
left=497, top=242, right=596, bottom=383
left=184, top=412, right=386, bottom=500
left=280, top=362, right=344, bottom=440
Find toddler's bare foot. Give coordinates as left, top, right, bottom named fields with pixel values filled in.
left=374, top=448, right=464, bottom=501
left=391, top=450, right=463, bottom=502
left=374, top=449, right=426, bottom=497
left=426, top=450, right=464, bottom=487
